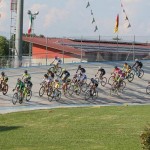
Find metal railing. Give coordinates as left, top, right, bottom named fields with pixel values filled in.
left=0, top=35, right=150, bottom=68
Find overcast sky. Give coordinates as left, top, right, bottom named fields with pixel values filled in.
left=0, top=0, right=150, bottom=38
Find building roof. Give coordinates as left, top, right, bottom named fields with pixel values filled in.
left=23, top=36, right=150, bottom=55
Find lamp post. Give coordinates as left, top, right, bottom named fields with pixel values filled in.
left=27, top=10, right=39, bottom=66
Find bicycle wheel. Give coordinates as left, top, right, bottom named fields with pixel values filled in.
left=81, top=83, right=88, bottom=92
left=39, top=86, right=45, bottom=97
left=146, top=85, right=150, bottom=94
left=119, top=81, right=126, bottom=92
left=75, top=85, right=81, bottom=95
left=110, top=82, right=119, bottom=96
left=68, top=85, right=74, bottom=96
left=55, top=90, right=61, bottom=101
left=138, top=69, right=144, bottom=78
left=85, top=90, right=91, bottom=100
left=108, top=76, right=115, bottom=85
left=12, top=93, right=18, bottom=105
left=101, top=77, right=107, bottom=87
left=26, top=90, right=32, bottom=102
left=127, top=73, right=134, bottom=82
left=47, top=87, right=53, bottom=97
left=56, top=67, right=62, bottom=76
left=48, top=95, right=53, bottom=102
left=2, top=84, right=8, bottom=95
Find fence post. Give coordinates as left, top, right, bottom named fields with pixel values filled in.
left=80, top=36, right=83, bottom=63
left=62, top=38, right=64, bottom=64
left=133, top=35, right=135, bottom=61
left=46, top=37, right=48, bottom=66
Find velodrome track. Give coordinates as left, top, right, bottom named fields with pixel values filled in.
left=0, top=61, right=149, bottom=114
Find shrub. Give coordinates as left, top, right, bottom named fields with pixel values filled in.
left=140, top=124, right=150, bottom=149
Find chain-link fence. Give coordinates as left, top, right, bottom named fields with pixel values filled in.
left=1, top=35, right=150, bottom=68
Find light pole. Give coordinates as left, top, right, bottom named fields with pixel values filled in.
left=27, top=10, right=39, bottom=66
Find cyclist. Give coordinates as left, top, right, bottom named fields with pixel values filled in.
left=88, top=78, right=99, bottom=96
left=95, top=67, right=106, bottom=79
left=0, top=72, right=8, bottom=90
left=13, top=78, right=25, bottom=102
left=60, top=69, right=70, bottom=92
left=132, top=59, right=143, bottom=77
left=51, top=79, right=60, bottom=97
left=75, top=65, right=87, bottom=84
left=22, top=70, right=31, bottom=81
left=76, top=65, right=86, bottom=74
left=43, top=74, right=52, bottom=87
left=50, top=56, right=62, bottom=69
left=132, top=59, right=143, bottom=69
left=114, top=70, right=125, bottom=89
left=111, top=66, right=121, bottom=77
left=122, top=62, right=131, bottom=77
left=22, top=70, right=32, bottom=89
left=47, top=70, right=55, bottom=82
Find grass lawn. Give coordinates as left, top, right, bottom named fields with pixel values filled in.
left=0, top=105, right=150, bottom=150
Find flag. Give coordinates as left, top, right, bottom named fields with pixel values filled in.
left=114, top=14, right=119, bottom=33
left=125, top=16, right=129, bottom=20
left=94, top=26, right=98, bottom=32
left=28, top=15, right=33, bottom=34
left=86, top=2, right=90, bottom=8
left=127, top=23, right=131, bottom=28
left=92, top=18, right=95, bottom=24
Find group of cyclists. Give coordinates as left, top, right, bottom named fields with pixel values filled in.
left=0, top=56, right=147, bottom=103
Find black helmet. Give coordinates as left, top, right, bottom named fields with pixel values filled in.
left=1, top=72, right=5, bottom=76
left=78, top=65, right=81, bottom=69
left=44, top=74, right=48, bottom=78
left=24, top=70, right=28, bottom=74
left=91, top=78, right=94, bottom=82
left=114, top=66, right=118, bottom=69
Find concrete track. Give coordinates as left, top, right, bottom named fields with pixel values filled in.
left=0, top=61, right=149, bottom=114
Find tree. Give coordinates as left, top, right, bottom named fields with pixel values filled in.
left=0, top=36, right=9, bottom=56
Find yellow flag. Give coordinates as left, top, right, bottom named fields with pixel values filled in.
left=114, top=14, right=119, bottom=33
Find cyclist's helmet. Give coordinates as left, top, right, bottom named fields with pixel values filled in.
left=17, top=78, right=21, bottom=82
left=135, top=58, right=138, bottom=62
left=24, top=70, right=28, bottom=74
left=44, top=74, right=48, bottom=78
left=114, top=66, right=118, bottom=69
left=47, top=69, right=52, bottom=73
left=55, top=56, right=58, bottom=59
left=124, top=62, right=127, bottom=65
left=1, top=72, right=5, bottom=76
left=78, top=65, right=81, bottom=69
left=91, top=78, right=94, bottom=82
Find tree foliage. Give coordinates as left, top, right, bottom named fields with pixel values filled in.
left=0, top=36, right=9, bottom=56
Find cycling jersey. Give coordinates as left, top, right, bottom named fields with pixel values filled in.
left=91, top=79, right=99, bottom=87
left=16, top=81, right=25, bottom=91
left=0, top=75, right=8, bottom=83
left=22, top=73, right=31, bottom=80
left=123, top=64, right=131, bottom=72
left=132, top=61, right=143, bottom=68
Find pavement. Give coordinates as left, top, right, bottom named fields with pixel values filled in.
left=0, top=60, right=149, bottom=114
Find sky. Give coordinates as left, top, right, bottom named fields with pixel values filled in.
left=0, top=0, right=150, bottom=39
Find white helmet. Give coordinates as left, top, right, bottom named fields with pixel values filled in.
left=99, top=67, right=102, bottom=69
left=135, top=58, right=138, bottom=62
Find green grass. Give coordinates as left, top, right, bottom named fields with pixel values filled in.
left=0, top=105, right=150, bottom=150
